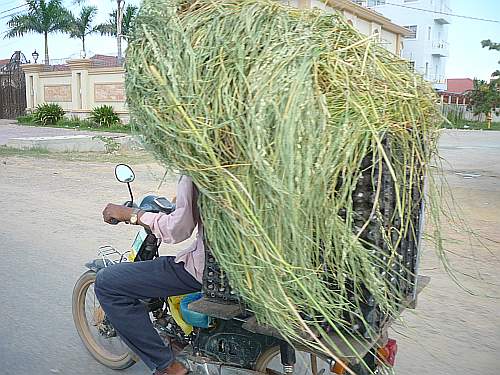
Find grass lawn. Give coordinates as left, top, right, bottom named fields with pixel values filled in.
left=443, top=120, right=500, bottom=131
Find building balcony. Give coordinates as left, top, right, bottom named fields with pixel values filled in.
left=430, top=75, right=446, bottom=85
left=426, top=74, right=447, bottom=90
left=432, top=41, right=449, bottom=57
left=434, top=2, right=451, bottom=24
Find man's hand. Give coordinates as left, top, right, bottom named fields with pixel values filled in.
left=102, top=203, right=133, bottom=224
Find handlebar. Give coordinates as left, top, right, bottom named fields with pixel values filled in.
left=108, top=196, right=174, bottom=225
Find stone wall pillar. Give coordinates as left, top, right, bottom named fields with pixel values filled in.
left=21, top=63, right=45, bottom=111
left=67, top=59, right=93, bottom=118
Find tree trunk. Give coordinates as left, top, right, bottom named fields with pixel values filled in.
left=116, top=0, right=124, bottom=63
left=44, top=32, right=49, bottom=65
left=82, top=36, right=86, bottom=58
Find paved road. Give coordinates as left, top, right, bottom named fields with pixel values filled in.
left=0, top=159, right=176, bottom=375
left=0, top=130, right=498, bottom=375
left=0, top=119, right=124, bottom=146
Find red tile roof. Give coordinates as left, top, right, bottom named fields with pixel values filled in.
left=90, top=54, right=121, bottom=67
left=50, top=64, right=70, bottom=71
left=446, top=78, right=474, bottom=94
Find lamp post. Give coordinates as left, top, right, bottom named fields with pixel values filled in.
left=32, top=50, right=39, bottom=64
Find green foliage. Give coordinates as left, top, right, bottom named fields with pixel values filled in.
left=443, top=104, right=466, bottom=124
left=33, top=103, right=65, bottom=126
left=467, top=79, right=500, bottom=116
left=17, top=112, right=130, bottom=133
left=481, top=39, right=500, bottom=80
left=16, top=114, right=36, bottom=124
left=97, top=5, right=138, bottom=38
left=92, top=135, right=121, bottom=153
left=67, top=6, right=99, bottom=57
left=4, top=0, right=71, bottom=62
left=90, top=105, right=122, bottom=128
left=481, top=39, right=500, bottom=51
left=56, top=116, right=95, bottom=128
left=442, top=119, right=500, bottom=131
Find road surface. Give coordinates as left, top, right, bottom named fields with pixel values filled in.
left=0, top=130, right=498, bottom=375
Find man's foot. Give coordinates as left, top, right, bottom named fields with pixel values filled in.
left=154, top=361, right=189, bottom=375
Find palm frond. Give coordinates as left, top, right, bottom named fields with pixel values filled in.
left=4, top=14, right=41, bottom=38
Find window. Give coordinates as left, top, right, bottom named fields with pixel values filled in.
left=367, top=0, right=386, bottom=5
left=425, top=62, right=429, bottom=77
left=408, top=61, right=415, bottom=71
left=403, top=25, right=417, bottom=39
left=427, top=26, right=432, bottom=40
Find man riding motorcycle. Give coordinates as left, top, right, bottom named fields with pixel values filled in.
left=97, top=175, right=204, bottom=375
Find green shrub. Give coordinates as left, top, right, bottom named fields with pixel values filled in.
left=90, top=105, right=121, bottom=127
left=56, top=116, right=95, bottom=128
left=16, top=114, right=36, bottom=124
left=33, top=103, right=65, bottom=126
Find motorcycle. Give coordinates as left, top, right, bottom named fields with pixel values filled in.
left=73, top=164, right=425, bottom=375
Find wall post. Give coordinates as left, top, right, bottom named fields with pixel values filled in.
left=20, top=63, right=45, bottom=111
left=67, top=59, right=93, bottom=118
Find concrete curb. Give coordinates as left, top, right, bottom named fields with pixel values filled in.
left=6, top=134, right=142, bottom=153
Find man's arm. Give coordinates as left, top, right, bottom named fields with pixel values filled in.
left=102, top=176, right=197, bottom=244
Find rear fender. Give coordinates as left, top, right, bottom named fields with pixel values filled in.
left=85, top=258, right=114, bottom=273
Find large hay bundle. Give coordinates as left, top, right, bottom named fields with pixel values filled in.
left=126, top=0, right=441, bottom=359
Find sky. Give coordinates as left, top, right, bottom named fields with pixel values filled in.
left=0, top=0, right=499, bottom=81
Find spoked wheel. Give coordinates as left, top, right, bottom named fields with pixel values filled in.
left=72, top=270, right=137, bottom=370
left=255, top=346, right=334, bottom=375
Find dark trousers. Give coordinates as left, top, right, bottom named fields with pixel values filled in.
left=94, top=256, right=201, bottom=371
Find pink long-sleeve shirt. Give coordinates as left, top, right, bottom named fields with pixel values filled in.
left=140, top=176, right=205, bottom=283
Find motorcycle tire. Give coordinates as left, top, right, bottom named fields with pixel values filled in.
left=255, top=346, right=380, bottom=375
left=255, top=346, right=331, bottom=375
left=72, top=270, right=137, bottom=370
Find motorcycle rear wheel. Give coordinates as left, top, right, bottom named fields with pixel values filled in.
left=255, top=346, right=333, bottom=375
left=255, top=346, right=379, bottom=375
left=72, top=270, right=137, bottom=370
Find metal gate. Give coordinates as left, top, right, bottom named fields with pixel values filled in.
left=0, top=51, right=28, bottom=119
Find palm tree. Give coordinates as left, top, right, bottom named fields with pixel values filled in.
left=97, top=4, right=138, bottom=62
left=4, top=0, right=71, bottom=65
left=77, top=0, right=136, bottom=62
left=68, top=6, right=99, bottom=58
left=97, top=5, right=138, bottom=39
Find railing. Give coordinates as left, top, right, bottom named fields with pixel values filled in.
left=432, top=40, right=448, bottom=49
left=432, top=40, right=449, bottom=56
left=40, top=57, right=71, bottom=66
left=430, top=75, right=446, bottom=84
left=37, top=55, right=124, bottom=70
left=352, top=0, right=386, bottom=6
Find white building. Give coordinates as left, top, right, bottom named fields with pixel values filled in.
left=354, top=0, right=450, bottom=90
left=282, top=0, right=411, bottom=56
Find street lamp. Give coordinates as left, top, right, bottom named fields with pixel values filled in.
left=32, top=50, right=39, bottom=64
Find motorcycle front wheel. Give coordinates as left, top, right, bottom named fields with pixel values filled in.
left=72, top=270, right=137, bottom=370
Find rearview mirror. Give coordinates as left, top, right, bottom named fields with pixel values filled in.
left=115, top=164, right=135, bottom=183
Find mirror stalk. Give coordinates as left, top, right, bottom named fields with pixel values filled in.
left=127, top=182, right=134, bottom=207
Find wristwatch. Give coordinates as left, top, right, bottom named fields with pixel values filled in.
left=130, top=209, right=140, bottom=225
